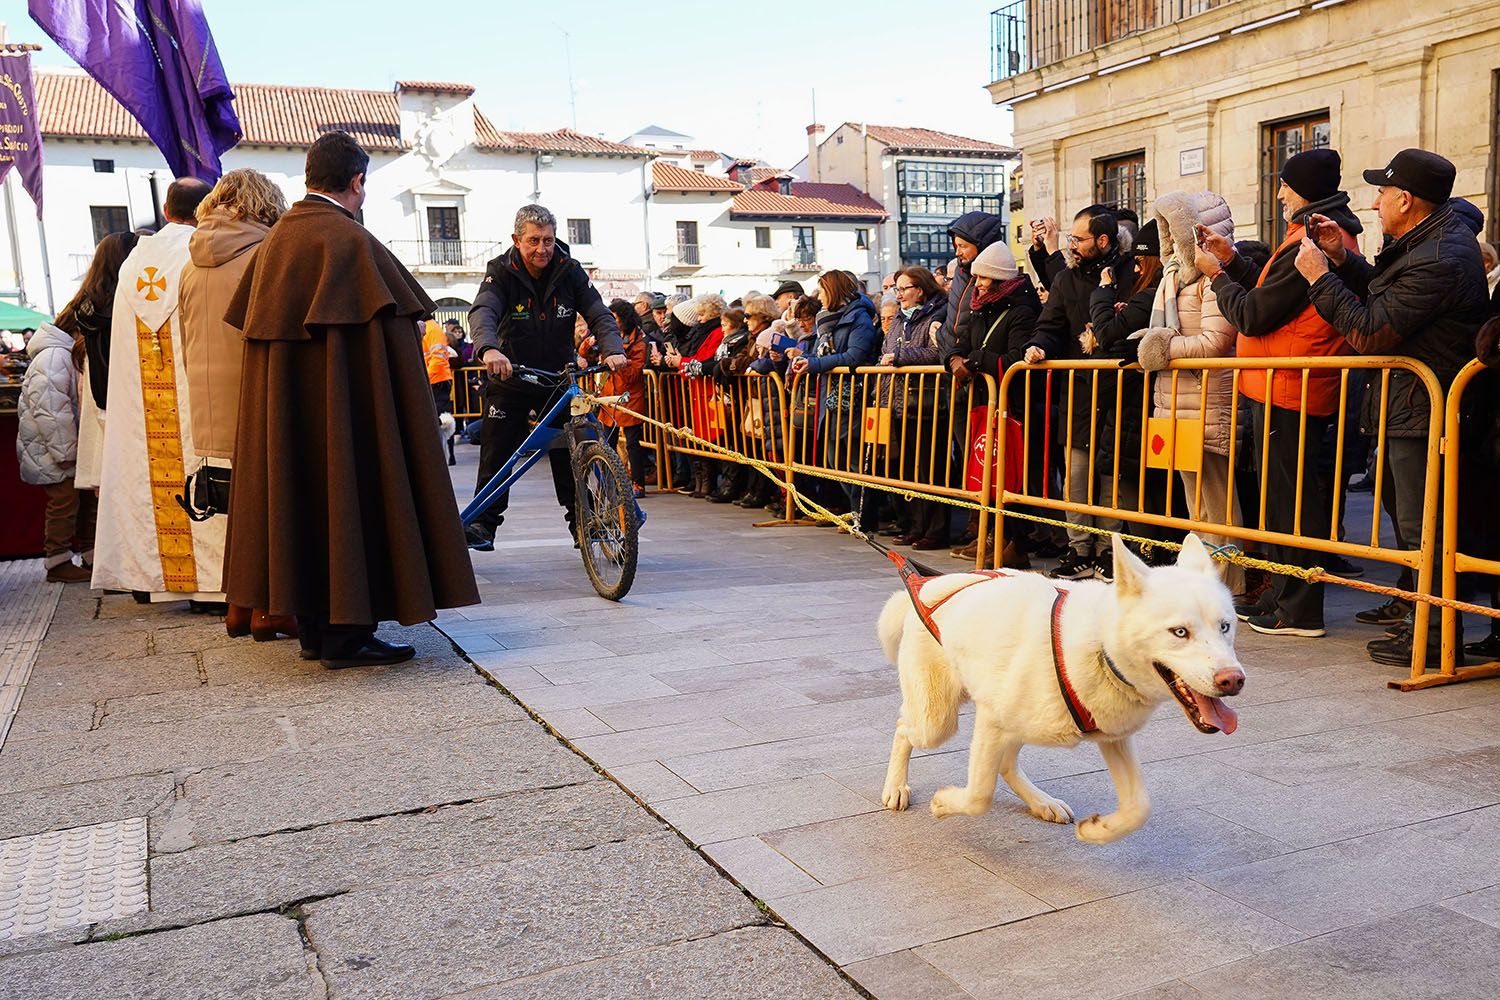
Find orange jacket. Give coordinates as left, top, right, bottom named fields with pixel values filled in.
left=1235, top=225, right=1359, bottom=417
left=422, top=319, right=453, bottom=386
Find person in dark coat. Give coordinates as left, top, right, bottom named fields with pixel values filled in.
left=1023, top=204, right=1125, bottom=582
left=940, top=211, right=1008, bottom=354
left=790, top=271, right=879, bottom=512
left=872, top=266, right=948, bottom=545
left=947, top=241, right=1042, bottom=565
left=223, top=132, right=479, bottom=668
left=466, top=204, right=625, bottom=547
left=1297, top=148, right=1489, bottom=666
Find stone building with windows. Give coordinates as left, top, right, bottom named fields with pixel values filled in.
left=987, top=0, right=1500, bottom=258
left=792, top=124, right=1019, bottom=275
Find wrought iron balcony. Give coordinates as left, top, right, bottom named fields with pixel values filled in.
left=657, top=243, right=703, bottom=271
left=773, top=251, right=820, bottom=274
left=386, top=240, right=503, bottom=271
left=990, top=0, right=1231, bottom=82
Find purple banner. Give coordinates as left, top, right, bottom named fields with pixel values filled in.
left=30, top=0, right=242, bottom=180
left=0, top=54, right=43, bottom=216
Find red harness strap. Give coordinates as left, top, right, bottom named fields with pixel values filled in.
left=887, top=548, right=1099, bottom=734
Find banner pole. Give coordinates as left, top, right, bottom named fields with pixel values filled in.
left=2, top=175, right=25, bottom=307
left=35, top=208, right=54, bottom=314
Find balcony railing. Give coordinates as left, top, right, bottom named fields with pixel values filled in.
left=991, top=0, right=1230, bottom=81
left=386, top=240, right=503, bottom=271
left=774, top=252, right=820, bottom=273
left=657, top=243, right=703, bottom=271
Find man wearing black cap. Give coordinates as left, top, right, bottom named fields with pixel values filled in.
left=1295, top=148, right=1489, bottom=666
left=1195, top=148, right=1363, bottom=638
left=772, top=280, right=804, bottom=315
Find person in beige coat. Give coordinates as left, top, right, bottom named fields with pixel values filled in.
left=178, top=169, right=295, bottom=640
left=1135, top=190, right=1245, bottom=596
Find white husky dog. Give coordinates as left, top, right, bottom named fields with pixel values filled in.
left=877, top=532, right=1245, bottom=844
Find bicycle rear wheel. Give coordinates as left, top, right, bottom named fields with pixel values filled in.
left=573, top=440, right=640, bottom=600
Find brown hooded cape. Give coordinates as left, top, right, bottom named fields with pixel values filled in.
left=223, top=197, right=479, bottom=625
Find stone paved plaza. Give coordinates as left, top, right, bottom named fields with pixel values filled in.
left=4, top=447, right=1500, bottom=998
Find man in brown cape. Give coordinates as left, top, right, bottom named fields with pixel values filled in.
left=224, top=131, right=479, bottom=668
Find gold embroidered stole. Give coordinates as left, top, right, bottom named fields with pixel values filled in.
left=135, top=315, right=198, bottom=591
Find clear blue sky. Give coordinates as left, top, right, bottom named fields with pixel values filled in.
left=0, top=0, right=1014, bottom=167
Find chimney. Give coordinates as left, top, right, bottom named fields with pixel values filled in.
left=806, top=123, right=825, bottom=182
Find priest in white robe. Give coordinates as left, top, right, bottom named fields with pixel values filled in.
left=91, top=179, right=224, bottom=604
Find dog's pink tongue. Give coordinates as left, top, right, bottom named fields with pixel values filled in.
left=1191, top=690, right=1238, bottom=735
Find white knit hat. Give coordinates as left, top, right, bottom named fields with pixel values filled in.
left=970, top=241, right=1018, bottom=281
left=671, top=297, right=700, bottom=327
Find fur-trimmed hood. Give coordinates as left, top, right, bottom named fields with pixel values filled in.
left=1153, top=190, right=1233, bottom=284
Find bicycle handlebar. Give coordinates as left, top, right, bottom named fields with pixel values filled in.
left=508, top=363, right=610, bottom=381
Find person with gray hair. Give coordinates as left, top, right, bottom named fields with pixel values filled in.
left=465, top=203, right=626, bottom=551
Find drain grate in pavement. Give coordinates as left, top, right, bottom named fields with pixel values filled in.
left=0, top=818, right=149, bottom=941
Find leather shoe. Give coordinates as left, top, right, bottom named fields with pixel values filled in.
left=322, top=636, right=416, bottom=670
left=911, top=536, right=947, bottom=551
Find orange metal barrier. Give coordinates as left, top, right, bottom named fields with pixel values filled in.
left=1432, top=359, right=1500, bottom=690
left=995, top=357, right=1448, bottom=677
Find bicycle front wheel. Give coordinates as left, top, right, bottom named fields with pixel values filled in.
left=573, top=440, right=640, bottom=600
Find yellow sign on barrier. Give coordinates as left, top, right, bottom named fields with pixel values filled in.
left=862, top=405, right=893, bottom=447
left=1144, top=416, right=1203, bottom=473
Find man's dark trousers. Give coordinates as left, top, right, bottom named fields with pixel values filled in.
left=473, top=379, right=575, bottom=535
left=1251, top=400, right=1332, bottom=628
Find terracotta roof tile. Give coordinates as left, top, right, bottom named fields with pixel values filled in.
left=846, top=123, right=1018, bottom=156
left=38, top=71, right=405, bottom=150
left=395, top=80, right=476, bottom=96
left=651, top=161, right=742, bottom=192
left=748, top=166, right=786, bottom=184
left=688, top=149, right=722, bottom=161
left=732, top=181, right=886, bottom=220
left=472, top=113, right=651, bottom=157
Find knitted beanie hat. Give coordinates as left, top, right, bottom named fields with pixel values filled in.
left=970, top=241, right=1019, bottom=280
left=672, top=297, right=700, bottom=327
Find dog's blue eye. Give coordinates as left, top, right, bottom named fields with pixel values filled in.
left=1170, top=626, right=1190, bottom=639
left=1220, top=621, right=1231, bottom=633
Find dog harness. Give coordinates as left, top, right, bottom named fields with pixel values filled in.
left=885, top=548, right=1135, bottom=736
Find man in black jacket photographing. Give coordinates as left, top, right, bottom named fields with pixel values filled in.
left=466, top=204, right=626, bottom=551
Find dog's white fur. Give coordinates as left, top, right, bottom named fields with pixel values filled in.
left=878, top=533, right=1245, bottom=843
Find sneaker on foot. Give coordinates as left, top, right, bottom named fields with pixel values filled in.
left=1093, top=555, right=1114, bottom=583
left=1234, top=592, right=1275, bottom=622
left=1247, top=613, right=1326, bottom=638
left=464, top=524, right=495, bottom=552
left=1050, top=552, right=1096, bottom=580
left=1326, top=554, right=1365, bottom=579
left=1355, top=597, right=1411, bottom=625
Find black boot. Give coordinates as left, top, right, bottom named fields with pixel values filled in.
left=690, top=460, right=711, bottom=499
left=710, top=465, right=745, bottom=503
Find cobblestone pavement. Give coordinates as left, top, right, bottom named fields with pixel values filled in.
left=6, top=444, right=1500, bottom=999
left=440, top=448, right=1500, bottom=999
left=0, top=468, right=858, bottom=997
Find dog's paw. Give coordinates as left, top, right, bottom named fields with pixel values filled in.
left=1027, top=794, right=1074, bottom=825
left=881, top=783, right=910, bottom=812
left=1076, top=812, right=1138, bottom=844
left=929, top=785, right=977, bottom=818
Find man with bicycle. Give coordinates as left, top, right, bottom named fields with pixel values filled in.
left=466, top=204, right=627, bottom=551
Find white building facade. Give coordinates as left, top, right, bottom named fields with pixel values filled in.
left=794, top=123, right=1019, bottom=274
left=3, top=75, right=893, bottom=320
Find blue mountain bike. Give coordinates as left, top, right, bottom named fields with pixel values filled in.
left=460, top=364, right=646, bottom=600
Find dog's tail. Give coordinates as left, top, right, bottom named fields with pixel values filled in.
left=879, top=591, right=961, bottom=748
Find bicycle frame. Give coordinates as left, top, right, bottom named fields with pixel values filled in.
left=459, top=370, right=648, bottom=530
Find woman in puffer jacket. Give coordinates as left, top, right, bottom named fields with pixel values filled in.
left=790, top=270, right=880, bottom=512
left=870, top=265, right=947, bottom=544
left=16, top=322, right=95, bottom=582
left=1135, top=191, right=1245, bottom=596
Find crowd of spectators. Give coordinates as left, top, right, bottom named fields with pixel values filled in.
left=558, top=145, right=1499, bottom=670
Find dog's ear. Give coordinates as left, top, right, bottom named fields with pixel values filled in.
left=1110, top=533, right=1149, bottom=599
left=1177, top=533, right=1217, bottom=576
